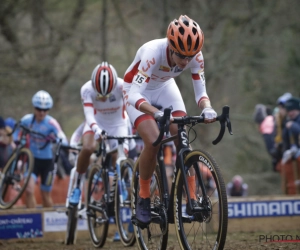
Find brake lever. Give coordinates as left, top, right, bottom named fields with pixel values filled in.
left=212, top=106, right=233, bottom=145
left=226, top=117, right=233, bottom=135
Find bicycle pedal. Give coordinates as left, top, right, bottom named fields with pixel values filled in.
left=131, top=216, right=149, bottom=229
left=86, top=210, right=94, bottom=217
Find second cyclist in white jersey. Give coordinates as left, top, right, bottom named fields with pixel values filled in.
left=69, top=62, right=133, bottom=205
left=123, top=15, right=217, bottom=226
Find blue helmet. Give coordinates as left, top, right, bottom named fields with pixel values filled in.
left=32, top=90, right=53, bottom=109
left=5, top=117, right=16, bottom=129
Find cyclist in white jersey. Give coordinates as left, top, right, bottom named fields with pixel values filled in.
left=123, top=15, right=217, bottom=225
left=69, top=62, right=135, bottom=205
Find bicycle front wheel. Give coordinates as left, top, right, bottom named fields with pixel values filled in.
left=0, top=148, right=34, bottom=209
left=65, top=205, right=78, bottom=245
left=86, top=164, right=109, bottom=248
left=115, top=158, right=136, bottom=246
left=174, top=150, right=228, bottom=250
left=131, top=159, right=168, bottom=250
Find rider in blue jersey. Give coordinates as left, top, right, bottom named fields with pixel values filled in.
left=20, top=90, right=67, bottom=208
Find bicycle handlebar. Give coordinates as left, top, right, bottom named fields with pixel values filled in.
left=153, top=105, right=233, bottom=146
left=11, top=121, right=64, bottom=149
left=96, top=131, right=142, bottom=157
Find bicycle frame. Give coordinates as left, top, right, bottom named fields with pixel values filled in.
left=132, top=106, right=232, bottom=250
left=115, top=138, right=130, bottom=205
left=155, top=126, right=205, bottom=223
left=87, top=136, right=132, bottom=214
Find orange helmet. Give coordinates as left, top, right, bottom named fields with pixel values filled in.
left=167, top=15, right=204, bottom=57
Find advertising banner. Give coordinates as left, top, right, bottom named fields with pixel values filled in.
left=228, top=199, right=300, bottom=218
left=0, top=213, right=43, bottom=239
left=44, top=211, right=88, bottom=232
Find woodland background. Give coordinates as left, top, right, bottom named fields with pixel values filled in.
left=0, top=0, right=300, bottom=195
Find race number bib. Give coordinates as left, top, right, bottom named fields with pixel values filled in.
left=133, top=72, right=147, bottom=87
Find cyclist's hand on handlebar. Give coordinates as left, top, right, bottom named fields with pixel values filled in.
left=154, top=111, right=174, bottom=122
left=93, top=127, right=104, bottom=141
left=200, top=107, right=217, bottom=123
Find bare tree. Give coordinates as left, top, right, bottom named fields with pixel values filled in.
left=0, top=0, right=87, bottom=117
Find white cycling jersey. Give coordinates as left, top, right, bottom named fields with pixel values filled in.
left=123, top=38, right=209, bottom=128
left=81, top=77, right=126, bottom=129
left=77, top=79, right=136, bottom=152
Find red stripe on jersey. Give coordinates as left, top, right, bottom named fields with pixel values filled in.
left=192, top=74, right=200, bottom=80
left=124, top=61, right=140, bottom=83
left=172, top=110, right=187, bottom=117
left=197, top=97, right=209, bottom=107
left=90, top=123, right=97, bottom=130
left=84, top=103, right=94, bottom=107
left=134, top=114, right=155, bottom=129
left=135, top=98, right=147, bottom=110
left=84, top=130, right=94, bottom=136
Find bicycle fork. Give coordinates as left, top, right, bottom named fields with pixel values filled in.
left=66, top=167, right=84, bottom=209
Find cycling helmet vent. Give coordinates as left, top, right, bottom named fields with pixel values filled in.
left=91, top=62, right=118, bottom=96
left=167, top=15, right=204, bottom=56
left=32, top=90, right=53, bottom=109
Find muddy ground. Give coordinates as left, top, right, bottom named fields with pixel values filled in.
left=1, top=230, right=299, bottom=250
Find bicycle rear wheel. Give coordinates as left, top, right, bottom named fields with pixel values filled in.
left=131, top=160, right=168, bottom=250
left=86, top=164, right=109, bottom=248
left=174, top=150, right=228, bottom=250
left=115, top=158, right=136, bottom=246
left=65, top=205, right=78, bottom=245
left=0, top=148, right=34, bottom=209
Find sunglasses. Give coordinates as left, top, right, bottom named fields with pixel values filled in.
left=174, top=52, right=195, bottom=60
left=35, top=107, right=49, bottom=112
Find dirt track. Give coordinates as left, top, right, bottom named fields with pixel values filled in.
left=1, top=230, right=300, bottom=250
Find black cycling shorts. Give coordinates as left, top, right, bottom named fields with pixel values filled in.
left=33, top=158, right=54, bottom=191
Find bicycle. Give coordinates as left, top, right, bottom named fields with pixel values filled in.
left=85, top=132, right=140, bottom=248
left=0, top=122, right=63, bottom=209
left=131, top=106, right=233, bottom=250
left=61, top=144, right=83, bottom=245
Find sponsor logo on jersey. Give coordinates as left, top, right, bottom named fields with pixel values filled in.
left=174, top=66, right=183, bottom=73
left=142, top=58, right=155, bottom=72
left=159, top=65, right=170, bottom=72
left=109, top=94, right=116, bottom=102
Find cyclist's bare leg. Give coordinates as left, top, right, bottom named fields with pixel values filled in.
left=137, top=120, right=160, bottom=181
left=76, top=133, right=97, bottom=173
left=25, top=176, right=36, bottom=208
left=41, top=190, right=53, bottom=207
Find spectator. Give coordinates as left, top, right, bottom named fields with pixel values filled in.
left=272, top=93, right=292, bottom=172
left=281, top=97, right=300, bottom=194
left=226, top=175, right=248, bottom=197
left=253, top=104, right=276, bottom=170
left=0, top=116, right=15, bottom=169
left=5, top=117, right=19, bottom=143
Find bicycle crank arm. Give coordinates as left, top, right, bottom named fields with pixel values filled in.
left=87, top=204, right=109, bottom=219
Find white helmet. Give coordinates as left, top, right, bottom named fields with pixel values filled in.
left=91, top=62, right=118, bottom=96
left=32, top=90, right=53, bottom=109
